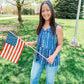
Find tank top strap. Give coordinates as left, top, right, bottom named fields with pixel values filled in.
left=55, top=23, right=58, bottom=29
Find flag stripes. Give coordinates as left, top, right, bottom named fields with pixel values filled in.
left=15, top=41, right=25, bottom=63
left=0, top=36, right=25, bottom=63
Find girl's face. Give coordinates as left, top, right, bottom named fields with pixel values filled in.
left=42, top=4, right=51, bottom=21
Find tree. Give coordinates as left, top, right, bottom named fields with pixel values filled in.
left=53, top=0, right=83, bottom=19
left=7, top=0, right=29, bottom=23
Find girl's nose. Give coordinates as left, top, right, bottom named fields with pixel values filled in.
left=44, top=11, right=48, bottom=15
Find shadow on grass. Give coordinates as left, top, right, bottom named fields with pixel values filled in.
left=55, top=38, right=84, bottom=84
left=0, top=37, right=84, bottom=84
left=12, top=21, right=37, bottom=40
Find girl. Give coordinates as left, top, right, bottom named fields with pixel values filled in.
left=25, top=1, right=63, bottom=84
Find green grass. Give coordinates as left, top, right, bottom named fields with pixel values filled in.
left=0, top=15, right=84, bottom=84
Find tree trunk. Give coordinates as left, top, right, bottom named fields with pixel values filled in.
left=17, top=6, right=23, bottom=23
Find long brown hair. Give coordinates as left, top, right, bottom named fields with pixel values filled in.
left=36, top=1, right=56, bottom=35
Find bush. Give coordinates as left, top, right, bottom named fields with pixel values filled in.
left=22, top=8, right=35, bottom=15
left=53, top=0, right=83, bottom=19
left=29, top=9, right=35, bottom=15
left=22, top=8, right=28, bottom=15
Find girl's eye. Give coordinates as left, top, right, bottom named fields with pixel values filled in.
left=47, top=9, right=50, bottom=11
left=42, top=10, right=44, bottom=12
left=42, top=9, right=50, bottom=13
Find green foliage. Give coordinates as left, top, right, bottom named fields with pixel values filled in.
left=53, top=0, right=83, bottom=19
left=35, top=0, right=43, bottom=3
left=22, top=8, right=35, bottom=15
left=29, top=9, right=35, bottom=15
left=22, top=8, right=29, bottom=15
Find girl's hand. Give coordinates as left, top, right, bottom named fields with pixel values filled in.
left=25, top=42, right=33, bottom=47
left=47, top=55, right=55, bottom=64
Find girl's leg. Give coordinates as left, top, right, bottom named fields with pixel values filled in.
left=45, top=65, right=59, bottom=84
left=30, top=60, right=44, bottom=84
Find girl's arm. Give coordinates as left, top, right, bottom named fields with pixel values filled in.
left=53, top=25, right=63, bottom=57
left=32, top=41, right=37, bottom=46
left=25, top=40, right=37, bottom=47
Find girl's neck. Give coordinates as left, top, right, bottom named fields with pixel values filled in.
left=44, top=20, right=50, bottom=26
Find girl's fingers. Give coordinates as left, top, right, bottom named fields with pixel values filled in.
left=47, top=58, right=53, bottom=64
left=25, top=42, right=31, bottom=46
left=25, top=42, right=33, bottom=46
left=47, top=59, right=50, bottom=63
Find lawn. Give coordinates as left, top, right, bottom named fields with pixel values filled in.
left=0, top=15, right=84, bottom=84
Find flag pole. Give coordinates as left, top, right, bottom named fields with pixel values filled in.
left=69, top=0, right=81, bottom=47
left=28, top=45, right=47, bottom=60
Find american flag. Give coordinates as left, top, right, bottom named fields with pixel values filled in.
left=0, top=32, right=25, bottom=63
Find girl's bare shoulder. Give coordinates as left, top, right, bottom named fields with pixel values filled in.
left=56, top=25, right=63, bottom=34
